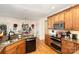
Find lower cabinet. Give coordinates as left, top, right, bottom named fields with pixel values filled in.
left=45, top=34, right=51, bottom=46
left=5, top=47, right=17, bottom=54
left=61, top=39, right=76, bottom=54
left=4, top=43, right=17, bottom=54
left=17, top=41, right=26, bottom=54
left=4, top=40, right=26, bottom=54
left=0, top=49, right=5, bottom=54
left=76, top=43, right=79, bottom=51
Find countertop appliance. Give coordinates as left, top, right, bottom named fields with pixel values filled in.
left=53, top=22, right=64, bottom=30
left=65, top=31, right=71, bottom=39
left=26, top=37, right=36, bottom=53
left=72, top=34, right=77, bottom=40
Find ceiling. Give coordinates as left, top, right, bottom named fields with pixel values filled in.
left=0, top=4, right=74, bottom=20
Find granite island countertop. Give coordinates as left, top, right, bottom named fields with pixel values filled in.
left=0, top=38, right=24, bottom=52
left=0, top=36, right=36, bottom=53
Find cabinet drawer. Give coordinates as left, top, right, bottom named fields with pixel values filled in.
left=5, top=47, right=17, bottom=54
left=17, top=40, right=25, bottom=45
left=62, top=40, right=75, bottom=48
left=5, top=44, right=17, bottom=51
left=45, top=34, right=51, bottom=46
left=62, top=47, right=69, bottom=54
left=76, top=43, right=79, bottom=51
left=67, top=42, right=75, bottom=48
left=62, top=39, right=76, bottom=54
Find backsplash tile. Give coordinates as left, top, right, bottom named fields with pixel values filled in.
left=48, top=29, right=79, bottom=40
left=70, top=31, right=79, bottom=40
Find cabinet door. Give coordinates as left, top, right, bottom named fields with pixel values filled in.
left=61, top=40, right=69, bottom=54
left=0, top=49, right=4, bottom=54
left=17, top=40, right=26, bottom=54
left=76, top=43, right=79, bottom=51
left=51, top=16, right=55, bottom=29
left=54, top=14, right=59, bottom=23
left=48, top=17, right=52, bottom=28
left=62, top=40, right=76, bottom=54
left=45, top=34, right=51, bottom=46
left=58, top=12, right=65, bottom=22
left=5, top=48, right=17, bottom=54
left=72, top=6, right=79, bottom=30
left=5, top=45, right=17, bottom=54
left=62, top=47, right=69, bottom=54
left=67, top=42, right=76, bottom=53
left=64, top=8, right=73, bottom=30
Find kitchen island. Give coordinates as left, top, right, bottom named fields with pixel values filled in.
left=0, top=36, right=36, bottom=54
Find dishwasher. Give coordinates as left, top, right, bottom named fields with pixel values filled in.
left=26, top=37, right=36, bottom=53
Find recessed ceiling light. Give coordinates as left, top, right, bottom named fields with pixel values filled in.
left=51, top=6, right=55, bottom=9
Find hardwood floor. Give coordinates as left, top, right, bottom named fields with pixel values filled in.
left=28, top=39, right=57, bottom=54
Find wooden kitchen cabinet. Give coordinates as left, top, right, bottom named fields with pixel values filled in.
left=47, top=5, right=79, bottom=30
left=54, top=12, right=64, bottom=24
left=48, top=17, right=52, bottom=28
left=4, top=40, right=26, bottom=54
left=51, top=16, right=55, bottom=29
left=0, top=51, right=3, bottom=54
left=45, top=34, right=51, bottom=46
left=4, top=43, right=17, bottom=54
left=54, top=14, right=59, bottom=23
left=76, top=43, right=79, bottom=51
left=5, top=47, right=17, bottom=54
left=64, top=8, right=73, bottom=30
left=72, top=5, right=79, bottom=30
left=17, top=40, right=26, bottom=54
left=0, top=49, right=4, bottom=54
left=61, top=39, right=76, bottom=54
left=58, top=12, right=65, bottom=22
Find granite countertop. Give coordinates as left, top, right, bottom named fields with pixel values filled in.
left=0, top=38, right=24, bottom=52
left=62, top=38, right=79, bottom=44
left=0, top=35, right=36, bottom=53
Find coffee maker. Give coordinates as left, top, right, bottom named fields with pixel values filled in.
left=65, top=31, right=71, bottom=39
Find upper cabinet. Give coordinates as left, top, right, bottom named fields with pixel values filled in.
left=48, top=15, right=55, bottom=29
left=51, top=16, right=55, bottom=29
left=72, top=5, right=79, bottom=30
left=54, top=12, right=64, bottom=23
left=64, top=8, right=73, bottom=30
left=47, top=5, right=79, bottom=30
left=54, top=14, right=59, bottom=23
left=48, top=17, right=52, bottom=28
left=58, top=12, right=65, bottom=22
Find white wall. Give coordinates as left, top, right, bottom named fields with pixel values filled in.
left=0, top=16, right=46, bottom=40
left=0, top=16, right=37, bottom=34
left=37, top=18, right=47, bottom=40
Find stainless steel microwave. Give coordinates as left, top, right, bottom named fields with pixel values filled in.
left=53, top=22, right=65, bottom=30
